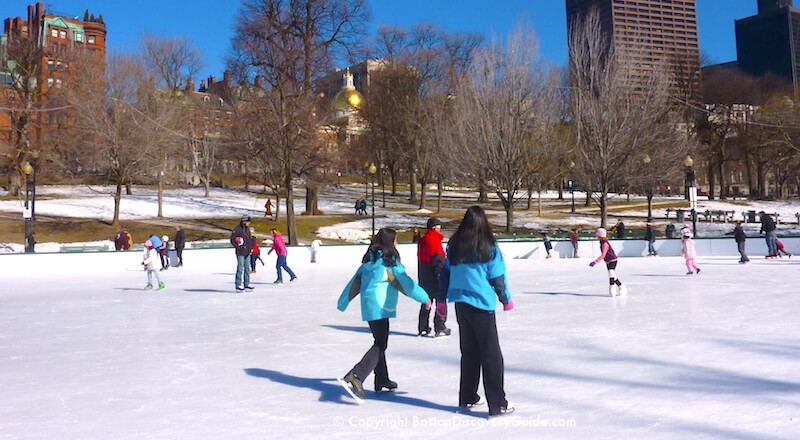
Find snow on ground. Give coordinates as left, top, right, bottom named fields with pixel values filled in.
left=1, top=246, right=798, bottom=439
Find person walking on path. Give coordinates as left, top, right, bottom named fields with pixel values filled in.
left=645, top=223, right=657, bottom=256
left=268, top=228, right=297, bottom=284
left=142, top=240, right=165, bottom=291
left=681, top=228, right=701, bottom=275
left=174, top=226, right=185, bottom=267
left=310, top=239, right=321, bottom=263
left=734, top=221, right=749, bottom=264
left=264, top=199, right=273, bottom=219
left=417, top=217, right=450, bottom=337
left=611, top=219, right=626, bottom=239
left=440, top=206, right=515, bottom=417
left=568, top=228, right=579, bottom=258
left=230, top=215, right=255, bottom=292
left=337, top=228, right=431, bottom=402
left=590, top=228, right=627, bottom=297
left=759, top=211, right=777, bottom=258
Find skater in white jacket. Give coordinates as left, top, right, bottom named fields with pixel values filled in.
left=142, top=240, right=165, bottom=291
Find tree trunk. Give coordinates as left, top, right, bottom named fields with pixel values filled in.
left=418, top=177, right=427, bottom=210
left=125, top=182, right=132, bottom=195
left=113, top=182, right=122, bottom=228
left=157, top=172, right=164, bottom=218
left=409, top=170, right=418, bottom=205
left=537, top=189, right=543, bottom=217
left=436, top=176, right=442, bottom=213
left=718, top=156, right=727, bottom=200
left=478, top=181, right=489, bottom=203
left=305, top=184, right=320, bottom=215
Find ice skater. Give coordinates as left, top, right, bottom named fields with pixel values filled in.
left=416, top=217, right=450, bottom=337
left=645, top=223, right=657, bottom=256
left=681, top=228, right=701, bottom=275
left=589, top=227, right=627, bottom=297
left=733, top=221, right=749, bottom=264
left=542, top=232, right=553, bottom=258
left=142, top=240, right=165, bottom=291
left=440, top=206, right=515, bottom=417
left=159, top=235, right=170, bottom=271
left=250, top=229, right=264, bottom=274
left=336, top=228, right=431, bottom=402
left=776, top=238, right=792, bottom=258
left=268, top=228, right=296, bottom=284
left=230, top=214, right=255, bottom=292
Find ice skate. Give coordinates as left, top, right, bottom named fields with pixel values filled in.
left=273, top=280, right=283, bottom=284
left=618, top=284, right=627, bottom=296
left=244, top=285, right=255, bottom=290
left=157, top=283, right=166, bottom=291
left=144, top=284, right=153, bottom=290
left=235, top=286, right=245, bottom=292
left=609, top=285, right=618, bottom=297
left=434, top=328, right=452, bottom=338
left=418, top=327, right=431, bottom=337
left=337, top=371, right=366, bottom=402
left=374, top=378, right=398, bottom=392
left=686, top=271, right=693, bottom=275
left=489, top=401, right=515, bottom=417
left=457, top=395, right=485, bottom=412
left=695, top=268, right=701, bottom=274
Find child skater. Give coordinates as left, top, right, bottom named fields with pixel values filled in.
left=542, top=232, right=553, bottom=258
left=681, top=228, right=701, bottom=275
left=336, top=228, right=431, bottom=403
left=776, top=237, right=793, bottom=258
left=440, top=206, right=515, bottom=417
left=589, top=228, right=627, bottom=297
left=142, top=239, right=165, bottom=291
left=250, top=229, right=264, bottom=274
left=159, top=235, right=170, bottom=271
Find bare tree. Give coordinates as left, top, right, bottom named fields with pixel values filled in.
left=450, top=22, right=562, bottom=232
left=229, top=0, right=368, bottom=244
left=568, top=10, right=691, bottom=227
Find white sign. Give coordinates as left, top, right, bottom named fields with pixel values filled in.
left=23, top=208, right=32, bottom=219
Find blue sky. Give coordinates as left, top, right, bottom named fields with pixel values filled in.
left=2, top=0, right=757, bottom=79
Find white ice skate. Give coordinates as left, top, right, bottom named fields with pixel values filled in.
left=609, top=285, right=618, bottom=297
left=618, top=284, right=628, bottom=296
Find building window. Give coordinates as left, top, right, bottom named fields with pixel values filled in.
left=47, top=77, right=54, bottom=87
left=75, top=32, right=83, bottom=42
left=51, top=28, right=58, bottom=38
left=52, top=43, right=58, bottom=53
left=60, top=30, right=67, bottom=39
left=88, top=35, right=96, bottom=44
left=61, top=44, right=67, bottom=55
left=48, top=59, right=55, bottom=71
left=55, top=78, right=62, bottom=88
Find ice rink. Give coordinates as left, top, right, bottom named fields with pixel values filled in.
left=1, top=245, right=798, bottom=439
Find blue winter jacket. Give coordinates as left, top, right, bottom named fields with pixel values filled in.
left=337, top=251, right=430, bottom=322
left=441, top=244, right=512, bottom=312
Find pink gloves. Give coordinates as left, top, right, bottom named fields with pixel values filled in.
left=503, top=300, right=514, bottom=311
left=235, top=236, right=244, bottom=246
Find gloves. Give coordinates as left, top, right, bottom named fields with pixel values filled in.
left=503, top=300, right=514, bottom=311
left=424, top=300, right=432, bottom=310
left=589, top=261, right=596, bottom=267
left=235, top=236, right=244, bottom=246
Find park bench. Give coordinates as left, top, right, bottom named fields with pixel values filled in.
left=702, top=209, right=735, bottom=223
left=61, top=244, right=110, bottom=253
left=742, top=212, right=780, bottom=224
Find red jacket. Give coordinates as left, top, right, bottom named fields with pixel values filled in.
left=252, top=239, right=260, bottom=255
left=418, top=229, right=444, bottom=263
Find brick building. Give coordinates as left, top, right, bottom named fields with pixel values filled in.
left=0, top=2, right=107, bottom=146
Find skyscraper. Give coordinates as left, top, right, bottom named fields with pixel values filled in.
left=566, top=0, right=700, bottom=91
left=736, top=0, right=800, bottom=85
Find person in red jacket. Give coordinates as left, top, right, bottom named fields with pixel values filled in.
left=417, top=217, right=451, bottom=337
left=250, top=229, right=264, bottom=274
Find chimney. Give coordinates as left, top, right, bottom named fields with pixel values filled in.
left=223, top=69, right=232, bottom=87
left=186, top=79, right=195, bottom=92
left=199, top=80, right=207, bottom=93
left=208, top=75, right=216, bottom=86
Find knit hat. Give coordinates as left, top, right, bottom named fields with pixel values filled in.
left=144, top=239, right=153, bottom=248
left=682, top=228, right=692, bottom=238
left=241, top=214, right=251, bottom=222
left=596, top=227, right=607, bottom=238
left=426, top=217, right=442, bottom=229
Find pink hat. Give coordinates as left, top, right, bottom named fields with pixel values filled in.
left=144, top=239, right=153, bottom=248
left=596, top=227, right=607, bottom=238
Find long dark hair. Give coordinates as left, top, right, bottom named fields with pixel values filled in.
left=362, top=228, right=399, bottom=266
left=448, top=206, right=496, bottom=264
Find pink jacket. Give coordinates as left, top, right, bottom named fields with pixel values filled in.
left=682, top=237, right=696, bottom=259
left=269, top=233, right=288, bottom=256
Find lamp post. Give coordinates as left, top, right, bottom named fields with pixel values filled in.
left=568, top=161, right=576, bottom=213
left=685, top=155, right=697, bottom=238
left=368, top=163, right=377, bottom=237
left=22, top=161, right=35, bottom=253
left=643, top=154, right=653, bottom=222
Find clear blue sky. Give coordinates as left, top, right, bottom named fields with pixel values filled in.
left=2, top=0, right=758, bottom=79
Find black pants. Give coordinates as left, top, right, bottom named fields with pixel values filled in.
left=160, top=252, right=169, bottom=269
left=737, top=242, right=749, bottom=262
left=350, top=318, right=390, bottom=385
left=455, top=302, right=507, bottom=415
left=418, top=291, right=447, bottom=334
left=176, top=246, right=183, bottom=266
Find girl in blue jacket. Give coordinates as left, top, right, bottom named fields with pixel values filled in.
left=337, top=228, right=430, bottom=402
left=440, top=206, right=514, bottom=417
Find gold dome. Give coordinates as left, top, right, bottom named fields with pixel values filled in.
left=332, top=68, right=364, bottom=111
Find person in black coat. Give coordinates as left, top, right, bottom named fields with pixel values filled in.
left=230, top=215, right=255, bottom=291
left=174, top=225, right=186, bottom=267
left=759, top=211, right=777, bottom=258
left=644, top=223, right=657, bottom=256
left=734, top=221, right=749, bottom=264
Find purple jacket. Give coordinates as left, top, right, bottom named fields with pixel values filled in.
left=269, top=233, right=288, bottom=256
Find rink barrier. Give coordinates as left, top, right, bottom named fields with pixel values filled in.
left=1, top=237, right=797, bottom=278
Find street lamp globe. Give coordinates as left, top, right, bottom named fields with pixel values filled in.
left=643, top=154, right=652, bottom=164
left=22, top=161, right=33, bottom=175
left=684, top=155, right=694, bottom=168
left=368, top=163, right=377, bottom=175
